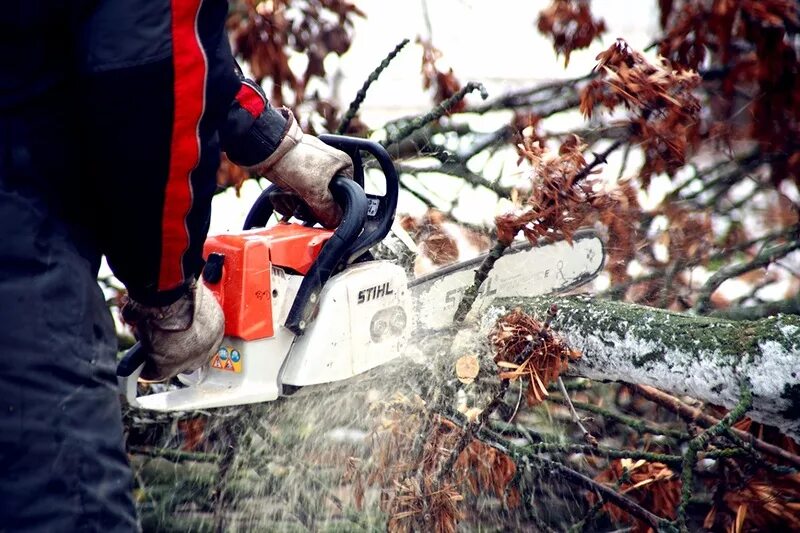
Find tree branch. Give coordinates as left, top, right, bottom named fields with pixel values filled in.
left=710, top=293, right=800, bottom=320
left=695, top=238, right=800, bottom=314
left=676, top=386, right=752, bottom=531
left=337, top=38, right=410, bottom=134
left=381, top=82, right=489, bottom=149
left=487, top=295, right=800, bottom=441
left=632, top=384, right=800, bottom=468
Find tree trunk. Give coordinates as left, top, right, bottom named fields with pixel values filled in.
left=486, top=295, right=800, bottom=441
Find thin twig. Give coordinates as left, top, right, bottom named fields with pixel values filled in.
left=601, top=226, right=795, bottom=299
left=395, top=161, right=512, bottom=197
left=710, top=293, right=800, bottom=320
left=549, top=395, right=689, bottom=440
left=676, top=386, right=752, bottom=532
left=336, top=39, right=410, bottom=134
left=523, top=456, right=673, bottom=532
left=452, top=139, right=625, bottom=323
left=452, top=240, right=510, bottom=323
left=616, top=141, right=631, bottom=181
left=695, top=237, right=800, bottom=314
left=434, top=380, right=510, bottom=481
left=557, top=377, right=598, bottom=446
left=569, top=476, right=626, bottom=533
left=381, top=82, right=489, bottom=148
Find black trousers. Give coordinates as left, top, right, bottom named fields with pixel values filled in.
left=0, top=113, right=138, bottom=530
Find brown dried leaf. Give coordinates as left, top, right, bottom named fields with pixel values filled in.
left=418, top=37, right=464, bottom=112
left=590, top=460, right=681, bottom=531
left=580, top=39, right=701, bottom=183
left=490, top=308, right=580, bottom=407
left=537, top=0, right=607, bottom=66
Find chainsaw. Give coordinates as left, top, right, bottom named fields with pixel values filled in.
left=117, top=135, right=605, bottom=411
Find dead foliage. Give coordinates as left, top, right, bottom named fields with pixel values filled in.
left=351, top=394, right=521, bottom=533
left=734, top=418, right=800, bottom=457
left=454, top=434, right=520, bottom=509
left=497, top=133, right=640, bottom=252
left=418, top=38, right=464, bottom=113
left=497, top=134, right=596, bottom=245
left=384, top=476, right=463, bottom=533
left=401, top=210, right=490, bottom=272
left=490, top=308, right=580, bottom=407
left=590, top=459, right=681, bottom=532
left=662, top=204, right=714, bottom=266
left=210, top=0, right=369, bottom=192
left=705, top=468, right=800, bottom=532
left=177, top=416, right=207, bottom=452
left=537, top=0, right=607, bottom=66
left=227, top=0, right=364, bottom=106
left=597, top=179, right=643, bottom=285
left=581, top=38, right=702, bottom=184
left=658, top=0, right=800, bottom=185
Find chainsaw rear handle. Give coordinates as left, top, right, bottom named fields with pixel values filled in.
left=117, top=342, right=144, bottom=377
left=284, top=175, right=367, bottom=334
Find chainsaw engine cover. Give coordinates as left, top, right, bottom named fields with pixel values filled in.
left=280, top=260, right=410, bottom=387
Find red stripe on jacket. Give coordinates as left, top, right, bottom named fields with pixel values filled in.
left=159, top=0, right=207, bottom=290
left=235, top=82, right=266, bottom=118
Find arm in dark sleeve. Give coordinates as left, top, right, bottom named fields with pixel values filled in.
left=219, top=74, right=288, bottom=167
left=77, top=0, right=284, bottom=306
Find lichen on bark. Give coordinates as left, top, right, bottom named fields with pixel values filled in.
left=483, top=295, right=800, bottom=441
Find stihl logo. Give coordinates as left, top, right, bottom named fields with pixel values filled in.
left=358, top=282, right=394, bottom=304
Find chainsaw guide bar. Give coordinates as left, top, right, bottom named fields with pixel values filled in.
left=408, top=229, right=604, bottom=334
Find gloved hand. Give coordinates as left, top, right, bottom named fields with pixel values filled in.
left=121, top=281, right=224, bottom=382
left=248, top=109, right=353, bottom=228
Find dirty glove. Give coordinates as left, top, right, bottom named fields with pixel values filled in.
left=221, top=78, right=353, bottom=228
left=248, top=109, right=353, bottom=228
left=122, top=281, right=224, bottom=382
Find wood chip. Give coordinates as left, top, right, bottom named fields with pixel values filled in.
left=456, top=355, right=480, bottom=384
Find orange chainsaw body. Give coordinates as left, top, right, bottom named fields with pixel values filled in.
left=202, top=224, right=333, bottom=341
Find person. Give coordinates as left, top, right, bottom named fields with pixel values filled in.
left=0, top=1, right=352, bottom=529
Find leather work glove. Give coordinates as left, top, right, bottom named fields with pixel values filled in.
left=122, top=281, right=224, bottom=382
left=248, top=109, right=353, bottom=228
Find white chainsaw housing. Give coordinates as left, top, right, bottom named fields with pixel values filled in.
left=124, top=260, right=411, bottom=411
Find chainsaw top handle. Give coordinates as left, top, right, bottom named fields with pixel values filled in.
left=243, top=135, right=400, bottom=335
left=284, top=175, right=366, bottom=334
left=242, top=135, right=399, bottom=262
left=316, top=134, right=399, bottom=261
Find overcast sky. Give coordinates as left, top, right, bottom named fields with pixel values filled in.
left=211, top=1, right=661, bottom=232
left=332, top=0, right=660, bottom=124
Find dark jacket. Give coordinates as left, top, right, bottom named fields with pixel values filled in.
left=1, top=0, right=287, bottom=305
